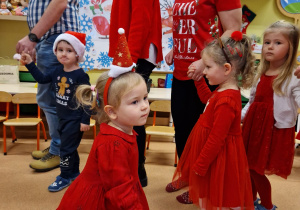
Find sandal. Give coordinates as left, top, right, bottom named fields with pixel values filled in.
left=176, top=191, right=193, bottom=204
left=165, top=179, right=188, bottom=193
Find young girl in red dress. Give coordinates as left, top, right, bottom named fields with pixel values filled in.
left=57, top=29, right=150, bottom=210
left=242, top=21, right=300, bottom=210
left=168, top=31, right=256, bottom=209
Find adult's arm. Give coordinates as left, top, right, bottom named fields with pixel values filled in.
left=16, top=0, right=68, bottom=57
left=188, top=8, right=242, bottom=81
left=127, top=0, right=155, bottom=63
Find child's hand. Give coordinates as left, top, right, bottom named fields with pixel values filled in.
left=187, top=59, right=204, bottom=81
left=20, top=52, right=33, bottom=65
left=80, top=123, right=90, bottom=132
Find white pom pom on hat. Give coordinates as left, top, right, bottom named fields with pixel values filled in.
left=53, top=31, right=86, bottom=62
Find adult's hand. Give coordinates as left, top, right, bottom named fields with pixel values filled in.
left=294, top=66, right=300, bottom=79
left=165, top=49, right=174, bottom=65
left=187, top=59, right=204, bottom=81
left=16, top=36, right=37, bottom=59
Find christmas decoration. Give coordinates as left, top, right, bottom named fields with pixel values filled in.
left=241, top=5, right=256, bottom=34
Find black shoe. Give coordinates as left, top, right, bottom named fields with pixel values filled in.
left=138, top=161, right=148, bottom=187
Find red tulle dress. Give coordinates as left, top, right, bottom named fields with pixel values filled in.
left=57, top=123, right=149, bottom=210
left=242, top=74, right=295, bottom=179
left=173, top=79, right=254, bottom=210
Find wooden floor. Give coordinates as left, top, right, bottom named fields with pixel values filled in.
left=1, top=123, right=300, bottom=209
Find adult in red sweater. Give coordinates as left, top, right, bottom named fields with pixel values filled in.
left=109, top=0, right=163, bottom=188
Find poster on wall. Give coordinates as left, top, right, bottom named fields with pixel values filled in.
left=279, top=0, right=300, bottom=13
left=78, top=0, right=174, bottom=72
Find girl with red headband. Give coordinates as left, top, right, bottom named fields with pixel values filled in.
left=57, top=29, right=150, bottom=210
left=169, top=31, right=256, bottom=210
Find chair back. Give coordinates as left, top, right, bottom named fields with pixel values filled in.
left=150, top=100, right=171, bottom=126
left=0, top=91, right=12, bottom=103
left=11, top=93, right=40, bottom=119
left=150, top=100, right=171, bottom=112
left=0, top=91, right=12, bottom=121
left=12, top=93, right=37, bottom=104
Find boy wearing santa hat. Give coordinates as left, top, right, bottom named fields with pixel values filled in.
left=21, top=31, right=91, bottom=192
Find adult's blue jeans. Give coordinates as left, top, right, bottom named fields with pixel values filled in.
left=35, top=34, right=61, bottom=156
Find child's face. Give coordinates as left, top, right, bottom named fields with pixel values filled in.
left=1, top=3, right=6, bottom=9
left=263, top=31, right=289, bottom=65
left=202, top=52, right=228, bottom=86
left=114, top=82, right=150, bottom=132
left=56, top=41, right=78, bottom=67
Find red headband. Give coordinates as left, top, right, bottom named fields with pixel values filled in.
left=103, top=77, right=113, bottom=106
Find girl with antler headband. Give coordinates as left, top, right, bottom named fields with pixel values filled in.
left=165, top=0, right=242, bottom=204
left=169, top=31, right=256, bottom=210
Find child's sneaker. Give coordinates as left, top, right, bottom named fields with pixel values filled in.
left=254, top=198, right=261, bottom=206
left=165, top=179, right=188, bottom=192
left=48, top=176, right=71, bottom=192
left=255, top=204, right=277, bottom=210
left=31, top=147, right=50, bottom=160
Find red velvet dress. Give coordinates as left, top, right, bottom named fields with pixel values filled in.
left=173, top=78, right=254, bottom=210
left=242, top=75, right=295, bottom=179
left=57, top=123, right=149, bottom=210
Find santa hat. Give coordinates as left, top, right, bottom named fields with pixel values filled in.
left=104, top=28, right=136, bottom=105
left=108, top=28, right=136, bottom=77
left=53, top=31, right=86, bottom=62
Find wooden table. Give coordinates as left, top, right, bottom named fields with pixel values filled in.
left=0, top=82, right=172, bottom=101
left=0, top=82, right=251, bottom=99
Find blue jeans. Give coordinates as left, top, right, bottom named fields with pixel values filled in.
left=35, top=34, right=61, bottom=156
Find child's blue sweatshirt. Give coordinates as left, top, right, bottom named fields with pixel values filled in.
left=25, top=62, right=91, bottom=125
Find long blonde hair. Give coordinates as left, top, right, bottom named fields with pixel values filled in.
left=75, top=71, right=145, bottom=124
left=256, top=20, right=300, bottom=95
left=201, top=33, right=256, bottom=89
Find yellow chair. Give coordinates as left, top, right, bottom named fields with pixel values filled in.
left=145, top=100, right=178, bottom=167
left=0, top=91, right=12, bottom=123
left=3, top=93, right=47, bottom=155
left=0, top=91, right=17, bottom=140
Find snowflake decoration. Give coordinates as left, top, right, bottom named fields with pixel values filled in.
left=66, top=89, right=71, bottom=94
left=85, top=35, right=94, bottom=52
left=169, top=63, right=174, bottom=71
left=97, top=52, right=113, bottom=68
left=156, top=60, right=165, bottom=70
left=69, top=78, right=73, bottom=84
left=80, top=54, right=95, bottom=71
left=79, top=0, right=89, bottom=7
left=168, top=37, right=173, bottom=49
left=80, top=14, right=93, bottom=33
left=57, top=76, right=60, bottom=81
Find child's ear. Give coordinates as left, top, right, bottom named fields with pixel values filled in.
left=104, top=105, right=117, bottom=120
left=224, top=63, right=232, bottom=76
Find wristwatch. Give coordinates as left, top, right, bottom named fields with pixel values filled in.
left=28, top=33, right=39, bottom=43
